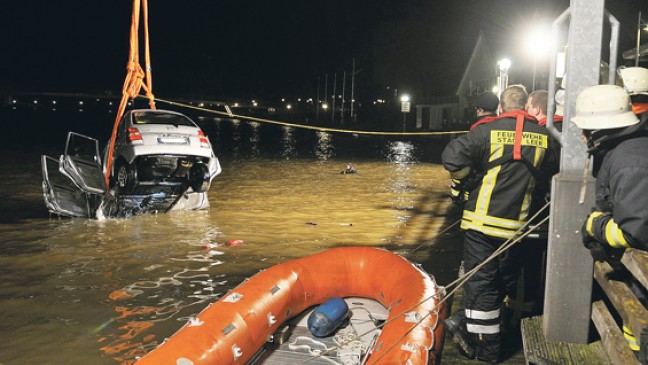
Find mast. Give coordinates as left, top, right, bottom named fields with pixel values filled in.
left=316, top=76, right=320, bottom=121
left=351, top=58, right=356, bottom=122
left=331, top=73, right=337, bottom=124
left=341, top=71, right=346, bottom=125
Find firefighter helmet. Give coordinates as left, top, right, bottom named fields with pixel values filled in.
left=619, top=67, right=648, bottom=95
left=571, top=85, right=638, bottom=130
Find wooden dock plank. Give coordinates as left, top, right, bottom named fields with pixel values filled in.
left=521, top=316, right=611, bottom=365
left=593, top=261, right=648, bottom=345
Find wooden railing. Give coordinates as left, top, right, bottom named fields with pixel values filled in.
left=592, top=249, right=648, bottom=365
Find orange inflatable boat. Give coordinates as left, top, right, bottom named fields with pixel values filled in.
left=135, top=246, right=447, bottom=365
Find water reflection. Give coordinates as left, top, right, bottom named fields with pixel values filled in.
left=0, top=113, right=461, bottom=365
left=386, top=140, right=417, bottom=164
left=314, top=131, right=334, bottom=161
left=229, top=119, right=242, bottom=157
left=280, top=125, right=295, bottom=159
left=248, top=121, right=261, bottom=157
left=385, top=141, right=419, bottom=240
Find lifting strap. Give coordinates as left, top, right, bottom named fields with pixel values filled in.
left=104, top=0, right=156, bottom=192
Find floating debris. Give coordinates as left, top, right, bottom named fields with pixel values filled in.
left=226, top=240, right=244, bottom=247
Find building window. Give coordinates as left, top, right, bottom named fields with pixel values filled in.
left=469, top=79, right=492, bottom=97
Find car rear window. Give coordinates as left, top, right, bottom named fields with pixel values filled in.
left=132, top=112, right=196, bottom=127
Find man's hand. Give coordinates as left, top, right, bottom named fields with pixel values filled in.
left=581, top=211, right=615, bottom=263
left=450, top=179, right=469, bottom=205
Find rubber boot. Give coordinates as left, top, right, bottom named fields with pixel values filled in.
left=474, top=332, right=501, bottom=364
left=445, top=314, right=475, bottom=360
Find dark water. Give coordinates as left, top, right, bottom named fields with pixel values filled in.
left=0, top=108, right=463, bottom=364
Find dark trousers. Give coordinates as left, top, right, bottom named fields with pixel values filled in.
left=461, top=229, right=521, bottom=360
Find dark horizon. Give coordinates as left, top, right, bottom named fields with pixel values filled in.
left=2, top=0, right=647, bottom=102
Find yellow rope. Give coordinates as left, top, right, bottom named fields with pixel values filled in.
left=147, top=96, right=468, bottom=136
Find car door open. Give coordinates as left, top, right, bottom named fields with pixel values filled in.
left=41, top=132, right=105, bottom=217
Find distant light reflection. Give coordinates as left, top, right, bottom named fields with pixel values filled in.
left=386, top=141, right=417, bottom=164
left=248, top=121, right=260, bottom=157
left=281, top=125, right=295, bottom=159
left=314, top=131, right=334, bottom=161
left=386, top=141, right=418, bottom=229
left=230, top=119, right=241, bottom=157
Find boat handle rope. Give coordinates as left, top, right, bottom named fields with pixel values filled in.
left=146, top=95, right=468, bottom=137
left=288, top=336, right=342, bottom=365
left=297, top=201, right=551, bottom=365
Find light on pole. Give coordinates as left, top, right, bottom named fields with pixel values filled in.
left=497, top=58, right=511, bottom=97
left=526, top=25, right=552, bottom=91
left=635, top=11, right=648, bottom=67
left=400, top=94, right=411, bottom=132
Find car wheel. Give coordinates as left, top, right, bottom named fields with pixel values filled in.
left=189, top=163, right=210, bottom=193
left=116, top=160, right=137, bottom=194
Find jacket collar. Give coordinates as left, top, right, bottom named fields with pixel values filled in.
left=470, top=109, right=537, bottom=130
left=537, top=115, right=563, bottom=127
left=632, top=103, right=648, bottom=115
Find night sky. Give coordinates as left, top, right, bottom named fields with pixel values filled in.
left=2, top=0, right=647, bottom=102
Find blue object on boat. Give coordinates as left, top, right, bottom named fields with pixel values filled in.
left=307, top=297, right=349, bottom=337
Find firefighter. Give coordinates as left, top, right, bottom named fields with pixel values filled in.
left=574, top=80, right=648, bottom=358
left=525, top=89, right=564, bottom=131
left=442, top=85, right=559, bottom=363
left=470, top=91, right=500, bottom=130
left=576, top=84, right=648, bottom=253
left=619, top=66, right=648, bottom=114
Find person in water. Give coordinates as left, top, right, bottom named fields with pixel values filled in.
left=340, top=163, right=357, bottom=174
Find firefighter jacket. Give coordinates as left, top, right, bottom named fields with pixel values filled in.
left=442, top=110, right=559, bottom=239
left=587, top=112, right=648, bottom=251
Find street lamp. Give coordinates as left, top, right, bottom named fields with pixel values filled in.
left=400, top=94, right=411, bottom=132
left=635, top=11, right=648, bottom=66
left=526, top=25, right=552, bottom=91
left=497, top=58, right=511, bottom=97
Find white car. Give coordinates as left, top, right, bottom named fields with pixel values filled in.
left=41, top=109, right=222, bottom=218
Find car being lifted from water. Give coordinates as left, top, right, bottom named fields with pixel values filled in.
left=41, top=109, right=222, bottom=218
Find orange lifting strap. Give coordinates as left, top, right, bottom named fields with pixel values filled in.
left=104, top=0, right=156, bottom=191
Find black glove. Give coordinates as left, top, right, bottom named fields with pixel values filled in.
left=581, top=212, right=624, bottom=266
left=581, top=212, right=607, bottom=262
left=583, top=237, right=609, bottom=262
left=450, top=179, right=469, bottom=205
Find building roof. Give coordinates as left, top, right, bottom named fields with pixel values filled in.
left=456, top=31, right=497, bottom=97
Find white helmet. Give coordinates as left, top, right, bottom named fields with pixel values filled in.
left=619, top=67, right=648, bottom=94
left=571, top=84, right=638, bottom=130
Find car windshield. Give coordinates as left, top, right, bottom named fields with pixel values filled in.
left=132, top=112, right=196, bottom=127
